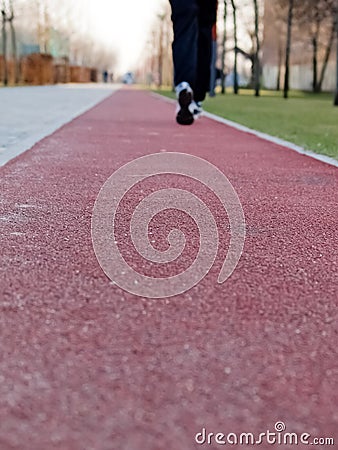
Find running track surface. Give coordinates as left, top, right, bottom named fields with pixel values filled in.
left=0, top=89, right=337, bottom=450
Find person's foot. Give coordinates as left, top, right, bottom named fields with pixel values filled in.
left=175, top=82, right=194, bottom=125
left=193, top=101, right=203, bottom=119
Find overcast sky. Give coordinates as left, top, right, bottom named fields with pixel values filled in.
left=87, top=0, right=164, bottom=73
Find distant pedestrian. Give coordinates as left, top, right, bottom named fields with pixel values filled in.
left=103, top=70, right=108, bottom=83
left=169, top=0, right=218, bottom=125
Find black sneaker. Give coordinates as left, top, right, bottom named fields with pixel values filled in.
left=175, top=82, right=194, bottom=126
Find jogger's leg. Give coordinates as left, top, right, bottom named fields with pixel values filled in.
left=195, top=0, right=217, bottom=102
left=169, top=0, right=199, bottom=90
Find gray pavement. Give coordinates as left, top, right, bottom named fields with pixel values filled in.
left=0, top=83, right=118, bottom=167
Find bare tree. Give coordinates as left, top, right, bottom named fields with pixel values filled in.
left=334, top=3, right=338, bottom=105
left=157, top=13, right=165, bottom=87
left=317, top=13, right=336, bottom=92
left=36, top=0, right=50, bottom=54
left=139, top=4, right=173, bottom=87
left=162, top=6, right=174, bottom=87
left=310, top=2, right=322, bottom=91
left=221, top=0, right=227, bottom=94
left=276, top=40, right=283, bottom=91
left=252, top=0, right=260, bottom=96
left=284, top=0, right=294, bottom=99
left=230, top=0, right=238, bottom=94
left=272, top=0, right=289, bottom=91
left=8, top=0, right=19, bottom=84
left=1, top=2, right=8, bottom=85
left=296, top=0, right=336, bottom=92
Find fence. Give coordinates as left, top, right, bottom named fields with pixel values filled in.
left=0, top=53, right=98, bottom=85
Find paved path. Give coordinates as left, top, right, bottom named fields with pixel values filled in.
left=0, top=83, right=117, bottom=167
left=0, top=89, right=337, bottom=449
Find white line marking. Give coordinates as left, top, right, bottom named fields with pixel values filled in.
left=151, top=92, right=338, bottom=168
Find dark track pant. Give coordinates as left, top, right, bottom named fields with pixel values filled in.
left=169, top=0, right=217, bottom=102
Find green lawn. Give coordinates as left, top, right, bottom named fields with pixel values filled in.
left=154, top=88, right=338, bottom=159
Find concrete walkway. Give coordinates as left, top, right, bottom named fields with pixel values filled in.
left=0, top=83, right=117, bottom=167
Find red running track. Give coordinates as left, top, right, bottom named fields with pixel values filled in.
left=0, top=89, right=337, bottom=449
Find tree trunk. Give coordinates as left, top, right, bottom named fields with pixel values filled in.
left=312, top=34, right=318, bottom=92
left=253, top=0, right=260, bottom=96
left=9, top=0, right=19, bottom=84
left=230, top=0, right=238, bottom=94
left=284, top=0, right=294, bottom=99
left=276, top=42, right=282, bottom=91
left=10, top=20, right=19, bottom=84
left=221, top=0, right=227, bottom=94
left=335, top=7, right=338, bottom=106
left=1, top=9, right=8, bottom=86
left=317, top=17, right=336, bottom=93
left=158, top=15, right=165, bottom=88
left=311, top=7, right=321, bottom=93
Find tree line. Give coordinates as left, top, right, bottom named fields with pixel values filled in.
left=222, top=0, right=337, bottom=104
left=145, top=0, right=338, bottom=106
left=1, top=0, right=117, bottom=86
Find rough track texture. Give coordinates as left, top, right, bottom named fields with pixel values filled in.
left=0, top=90, right=337, bottom=450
